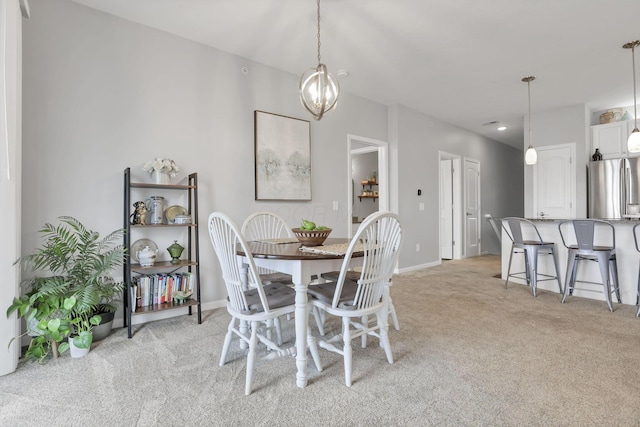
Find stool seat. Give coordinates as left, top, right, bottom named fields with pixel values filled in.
left=559, top=219, right=620, bottom=312
left=502, top=217, right=563, bottom=297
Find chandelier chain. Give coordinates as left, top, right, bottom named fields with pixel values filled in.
left=316, top=0, right=321, bottom=64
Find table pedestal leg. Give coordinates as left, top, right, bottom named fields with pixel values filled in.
left=294, top=281, right=308, bottom=388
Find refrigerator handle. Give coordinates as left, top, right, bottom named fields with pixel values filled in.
left=624, top=160, right=630, bottom=214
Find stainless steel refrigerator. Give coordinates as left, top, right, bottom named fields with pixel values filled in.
left=589, top=157, right=640, bottom=219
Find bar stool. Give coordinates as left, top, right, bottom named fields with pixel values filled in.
left=633, top=224, right=640, bottom=317
left=558, top=219, right=620, bottom=312
left=502, top=217, right=563, bottom=297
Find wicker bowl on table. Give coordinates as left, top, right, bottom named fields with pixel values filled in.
left=292, top=228, right=332, bottom=246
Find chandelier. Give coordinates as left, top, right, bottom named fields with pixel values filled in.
left=299, top=0, right=340, bottom=120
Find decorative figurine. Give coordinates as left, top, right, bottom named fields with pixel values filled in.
left=130, top=201, right=148, bottom=225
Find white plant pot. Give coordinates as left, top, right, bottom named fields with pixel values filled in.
left=68, top=337, right=91, bottom=358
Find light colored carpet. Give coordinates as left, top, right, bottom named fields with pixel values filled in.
left=1, top=255, right=640, bottom=426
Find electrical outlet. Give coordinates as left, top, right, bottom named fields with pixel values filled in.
left=419, top=203, right=425, bottom=211
left=416, top=243, right=420, bottom=252
left=333, top=201, right=339, bottom=210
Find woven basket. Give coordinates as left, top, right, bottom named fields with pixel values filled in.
left=292, top=228, right=332, bottom=246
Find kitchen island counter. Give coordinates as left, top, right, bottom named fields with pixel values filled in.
left=502, top=219, right=639, bottom=308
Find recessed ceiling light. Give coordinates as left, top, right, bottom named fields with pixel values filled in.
left=336, top=70, right=349, bottom=78
left=497, top=126, right=507, bottom=131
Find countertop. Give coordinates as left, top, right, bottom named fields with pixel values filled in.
left=525, top=218, right=640, bottom=223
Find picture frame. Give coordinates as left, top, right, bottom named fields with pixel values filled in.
left=254, top=110, right=311, bottom=201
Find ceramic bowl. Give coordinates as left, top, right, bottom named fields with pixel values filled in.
left=174, top=214, right=192, bottom=224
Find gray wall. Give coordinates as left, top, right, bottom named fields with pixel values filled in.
left=22, top=0, right=388, bottom=306
left=390, top=105, right=524, bottom=268
left=21, top=0, right=524, bottom=311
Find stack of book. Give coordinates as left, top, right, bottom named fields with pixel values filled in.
left=130, top=272, right=193, bottom=311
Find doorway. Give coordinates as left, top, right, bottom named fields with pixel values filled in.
left=347, top=135, right=389, bottom=237
left=439, top=152, right=462, bottom=260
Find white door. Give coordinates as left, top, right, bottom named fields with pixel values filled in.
left=440, top=159, right=453, bottom=259
left=533, top=144, right=574, bottom=219
left=464, top=158, right=481, bottom=257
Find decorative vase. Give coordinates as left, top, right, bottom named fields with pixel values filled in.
left=167, top=240, right=185, bottom=264
left=152, top=170, right=171, bottom=185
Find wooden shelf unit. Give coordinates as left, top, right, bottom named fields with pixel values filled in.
left=358, top=180, right=378, bottom=201
left=123, top=167, right=202, bottom=338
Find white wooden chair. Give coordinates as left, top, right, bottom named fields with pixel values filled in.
left=319, top=269, right=400, bottom=332
left=207, top=212, right=322, bottom=395
left=241, top=212, right=295, bottom=285
left=308, top=211, right=403, bottom=387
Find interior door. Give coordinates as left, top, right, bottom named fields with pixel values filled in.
left=533, top=144, right=574, bottom=219
left=464, top=158, right=481, bottom=257
left=440, top=159, right=453, bottom=259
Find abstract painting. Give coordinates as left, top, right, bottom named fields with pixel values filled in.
left=254, top=110, right=311, bottom=200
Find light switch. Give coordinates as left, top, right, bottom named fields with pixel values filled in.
left=333, top=201, right=339, bottom=210
left=419, top=203, right=425, bottom=211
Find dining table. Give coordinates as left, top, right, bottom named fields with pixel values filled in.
left=236, top=237, right=364, bottom=388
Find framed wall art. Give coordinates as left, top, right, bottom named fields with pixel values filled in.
left=254, top=110, right=311, bottom=201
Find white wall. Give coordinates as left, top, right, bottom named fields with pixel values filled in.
left=0, top=0, right=23, bottom=376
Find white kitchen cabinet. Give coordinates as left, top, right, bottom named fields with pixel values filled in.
left=591, top=120, right=637, bottom=159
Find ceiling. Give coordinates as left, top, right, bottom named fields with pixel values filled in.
left=69, top=0, right=640, bottom=149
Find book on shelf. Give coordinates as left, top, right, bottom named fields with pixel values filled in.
left=131, top=272, right=194, bottom=310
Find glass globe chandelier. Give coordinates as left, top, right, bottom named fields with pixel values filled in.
left=623, top=40, right=640, bottom=153
left=299, top=0, right=340, bottom=120
left=522, top=76, right=537, bottom=165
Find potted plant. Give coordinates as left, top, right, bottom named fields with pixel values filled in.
left=6, top=277, right=73, bottom=362
left=90, top=277, right=125, bottom=342
left=7, top=216, right=125, bottom=362
left=66, top=296, right=102, bottom=358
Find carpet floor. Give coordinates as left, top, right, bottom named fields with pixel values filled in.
left=1, top=255, right=639, bottom=426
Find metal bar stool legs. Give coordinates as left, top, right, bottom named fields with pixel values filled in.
left=502, top=217, right=562, bottom=297
left=525, top=246, right=540, bottom=297
left=562, top=249, right=620, bottom=312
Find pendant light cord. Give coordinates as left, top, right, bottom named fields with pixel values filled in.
left=633, top=43, right=638, bottom=130
left=316, top=0, right=321, bottom=64
left=528, top=80, right=532, bottom=144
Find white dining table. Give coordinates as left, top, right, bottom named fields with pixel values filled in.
left=236, top=238, right=363, bottom=388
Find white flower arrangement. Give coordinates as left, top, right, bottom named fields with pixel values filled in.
left=142, top=158, right=180, bottom=177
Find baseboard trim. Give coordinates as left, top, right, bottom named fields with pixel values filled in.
left=397, top=260, right=441, bottom=274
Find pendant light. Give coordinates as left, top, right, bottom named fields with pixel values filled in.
left=299, top=0, right=340, bottom=120
left=623, top=40, right=640, bottom=153
left=522, top=76, right=537, bottom=165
